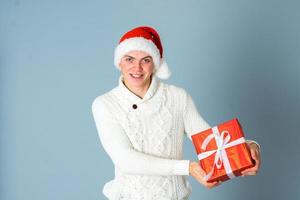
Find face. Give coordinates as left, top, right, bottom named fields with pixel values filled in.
left=119, top=50, right=154, bottom=91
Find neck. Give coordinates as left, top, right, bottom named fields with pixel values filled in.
left=123, top=77, right=152, bottom=99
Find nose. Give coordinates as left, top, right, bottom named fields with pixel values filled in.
left=133, top=62, right=143, bottom=71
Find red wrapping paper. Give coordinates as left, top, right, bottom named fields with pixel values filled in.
left=191, top=118, right=254, bottom=183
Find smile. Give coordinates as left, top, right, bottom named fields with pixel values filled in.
left=130, top=74, right=143, bottom=78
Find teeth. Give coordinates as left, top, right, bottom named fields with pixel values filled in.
left=131, top=74, right=142, bottom=78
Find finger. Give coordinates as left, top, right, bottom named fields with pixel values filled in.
left=249, top=149, right=261, bottom=170
left=251, top=153, right=261, bottom=169
left=250, top=147, right=258, bottom=161
left=206, top=181, right=220, bottom=189
left=195, top=164, right=207, bottom=177
left=242, top=171, right=257, bottom=176
left=242, top=164, right=260, bottom=175
left=254, top=156, right=261, bottom=168
left=241, top=165, right=258, bottom=174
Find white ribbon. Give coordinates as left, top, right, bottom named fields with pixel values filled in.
left=197, top=126, right=246, bottom=181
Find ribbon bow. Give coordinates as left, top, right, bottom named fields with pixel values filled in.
left=197, top=126, right=246, bottom=181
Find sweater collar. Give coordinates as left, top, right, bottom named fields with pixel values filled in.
left=118, top=75, right=159, bottom=103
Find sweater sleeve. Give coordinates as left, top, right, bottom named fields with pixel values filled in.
left=92, top=97, right=190, bottom=176
left=182, top=92, right=261, bottom=149
left=183, top=92, right=211, bottom=141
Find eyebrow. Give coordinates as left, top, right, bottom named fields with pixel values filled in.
left=123, top=55, right=152, bottom=60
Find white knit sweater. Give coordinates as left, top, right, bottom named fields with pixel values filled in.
left=91, top=75, right=213, bottom=200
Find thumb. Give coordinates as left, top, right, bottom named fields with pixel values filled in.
left=250, top=148, right=258, bottom=160
left=195, top=163, right=206, bottom=177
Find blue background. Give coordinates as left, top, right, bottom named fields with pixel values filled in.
left=1, top=0, right=300, bottom=199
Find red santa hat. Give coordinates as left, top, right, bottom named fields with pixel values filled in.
left=114, top=26, right=171, bottom=79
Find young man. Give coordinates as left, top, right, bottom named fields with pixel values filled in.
left=92, top=26, right=261, bottom=200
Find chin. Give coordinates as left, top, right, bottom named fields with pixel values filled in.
left=128, top=79, right=147, bottom=87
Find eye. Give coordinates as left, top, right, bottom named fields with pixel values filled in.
left=125, top=57, right=133, bottom=62
left=143, top=58, right=152, bottom=63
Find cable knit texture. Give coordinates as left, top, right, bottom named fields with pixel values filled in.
left=92, top=75, right=212, bottom=200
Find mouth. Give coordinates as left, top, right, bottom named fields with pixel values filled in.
left=130, top=74, right=144, bottom=79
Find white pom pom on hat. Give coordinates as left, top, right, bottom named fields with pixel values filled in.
left=114, top=26, right=171, bottom=79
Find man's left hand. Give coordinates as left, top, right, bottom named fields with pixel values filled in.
left=241, top=141, right=261, bottom=176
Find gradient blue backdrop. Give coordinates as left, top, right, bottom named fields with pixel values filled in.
left=1, top=0, right=300, bottom=199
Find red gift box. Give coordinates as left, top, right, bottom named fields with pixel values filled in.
left=191, top=118, right=254, bottom=183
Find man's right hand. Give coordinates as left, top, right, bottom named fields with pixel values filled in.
left=189, top=161, right=222, bottom=189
